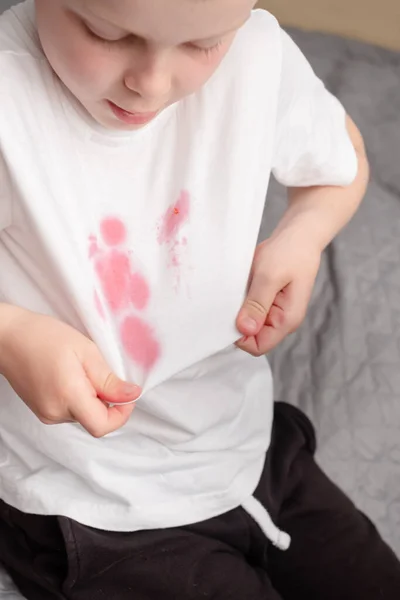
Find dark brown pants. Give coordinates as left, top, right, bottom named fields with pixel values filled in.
left=1, top=402, right=400, bottom=600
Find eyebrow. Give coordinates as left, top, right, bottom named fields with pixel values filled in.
left=75, top=6, right=127, bottom=33
left=75, top=6, right=249, bottom=43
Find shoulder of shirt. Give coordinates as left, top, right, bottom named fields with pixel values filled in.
left=226, top=9, right=283, bottom=64
left=217, top=9, right=283, bottom=83
left=0, top=0, right=44, bottom=62
left=240, top=9, right=282, bottom=41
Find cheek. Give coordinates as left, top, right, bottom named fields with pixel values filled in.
left=66, top=44, right=113, bottom=91
left=176, top=41, right=234, bottom=96
left=177, top=57, right=222, bottom=95
left=43, top=33, right=117, bottom=96
left=67, top=44, right=116, bottom=92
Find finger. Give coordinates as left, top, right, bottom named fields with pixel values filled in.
left=49, top=353, right=136, bottom=436
left=83, top=352, right=141, bottom=405
left=236, top=304, right=287, bottom=356
left=236, top=321, right=285, bottom=357
left=279, top=275, right=313, bottom=335
left=237, top=271, right=282, bottom=337
left=237, top=278, right=311, bottom=355
left=71, top=389, right=134, bottom=438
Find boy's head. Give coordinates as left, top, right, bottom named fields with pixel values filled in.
left=35, top=0, right=256, bottom=130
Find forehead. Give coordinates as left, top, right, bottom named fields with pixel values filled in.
left=65, top=0, right=255, bottom=42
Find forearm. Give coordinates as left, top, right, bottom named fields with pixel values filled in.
left=271, top=116, right=369, bottom=250
left=0, top=303, right=29, bottom=373
left=0, top=303, right=27, bottom=332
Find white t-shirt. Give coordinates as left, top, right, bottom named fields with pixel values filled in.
left=0, top=0, right=357, bottom=532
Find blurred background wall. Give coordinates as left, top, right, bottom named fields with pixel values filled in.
left=257, top=0, right=400, bottom=50
left=0, top=0, right=14, bottom=12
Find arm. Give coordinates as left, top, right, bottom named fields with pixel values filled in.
left=0, top=302, right=141, bottom=436
left=274, top=116, right=369, bottom=252
left=236, top=115, right=368, bottom=354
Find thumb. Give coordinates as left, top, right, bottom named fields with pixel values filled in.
left=237, top=272, right=279, bottom=337
left=84, top=352, right=142, bottom=405
left=99, top=372, right=142, bottom=405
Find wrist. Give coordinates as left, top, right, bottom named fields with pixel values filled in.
left=269, top=210, right=326, bottom=255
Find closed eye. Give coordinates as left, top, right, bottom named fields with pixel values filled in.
left=82, top=18, right=224, bottom=57
left=187, top=40, right=223, bottom=57
left=83, top=21, right=129, bottom=44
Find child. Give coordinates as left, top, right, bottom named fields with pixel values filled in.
left=0, top=0, right=399, bottom=598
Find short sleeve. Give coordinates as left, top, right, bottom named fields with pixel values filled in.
left=272, top=29, right=358, bottom=188
left=0, top=151, right=12, bottom=230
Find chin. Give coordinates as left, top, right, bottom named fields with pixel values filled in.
left=96, top=115, right=144, bottom=131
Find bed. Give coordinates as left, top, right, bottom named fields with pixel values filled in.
left=0, top=24, right=399, bottom=599
left=262, top=29, right=400, bottom=556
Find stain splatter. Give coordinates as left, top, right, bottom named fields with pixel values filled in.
left=128, top=272, right=150, bottom=311
left=120, top=315, right=160, bottom=371
left=100, top=217, right=127, bottom=246
left=94, top=249, right=150, bottom=313
left=89, top=217, right=161, bottom=371
left=158, top=190, right=190, bottom=245
left=90, top=218, right=151, bottom=314
left=157, top=191, right=190, bottom=288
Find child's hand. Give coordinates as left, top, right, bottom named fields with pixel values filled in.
left=236, top=231, right=321, bottom=356
left=0, top=308, right=141, bottom=437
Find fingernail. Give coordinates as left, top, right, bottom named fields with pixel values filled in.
left=123, top=384, right=141, bottom=396
left=241, top=317, right=258, bottom=334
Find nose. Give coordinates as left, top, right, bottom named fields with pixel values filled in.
left=124, top=50, right=172, bottom=102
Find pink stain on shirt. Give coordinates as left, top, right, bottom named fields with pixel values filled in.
left=95, top=249, right=131, bottom=313
left=158, top=190, right=190, bottom=245
left=90, top=216, right=160, bottom=372
left=94, top=250, right=151, bottom=314
left=101, top=217, right=127, bottom=247
left=120, top=315, right=161, bottom=371
left=129, top=272, right=150, bottom=311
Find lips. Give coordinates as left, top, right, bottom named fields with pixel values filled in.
left=108, top=101, right=159, bottom=125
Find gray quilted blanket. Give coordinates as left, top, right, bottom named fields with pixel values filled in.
left=0, top=24, right=399, bottom=599
left=262, top=30, right=400, bottom=556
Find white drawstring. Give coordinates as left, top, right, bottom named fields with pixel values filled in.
left=241, top=496, right=291, bottom=551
